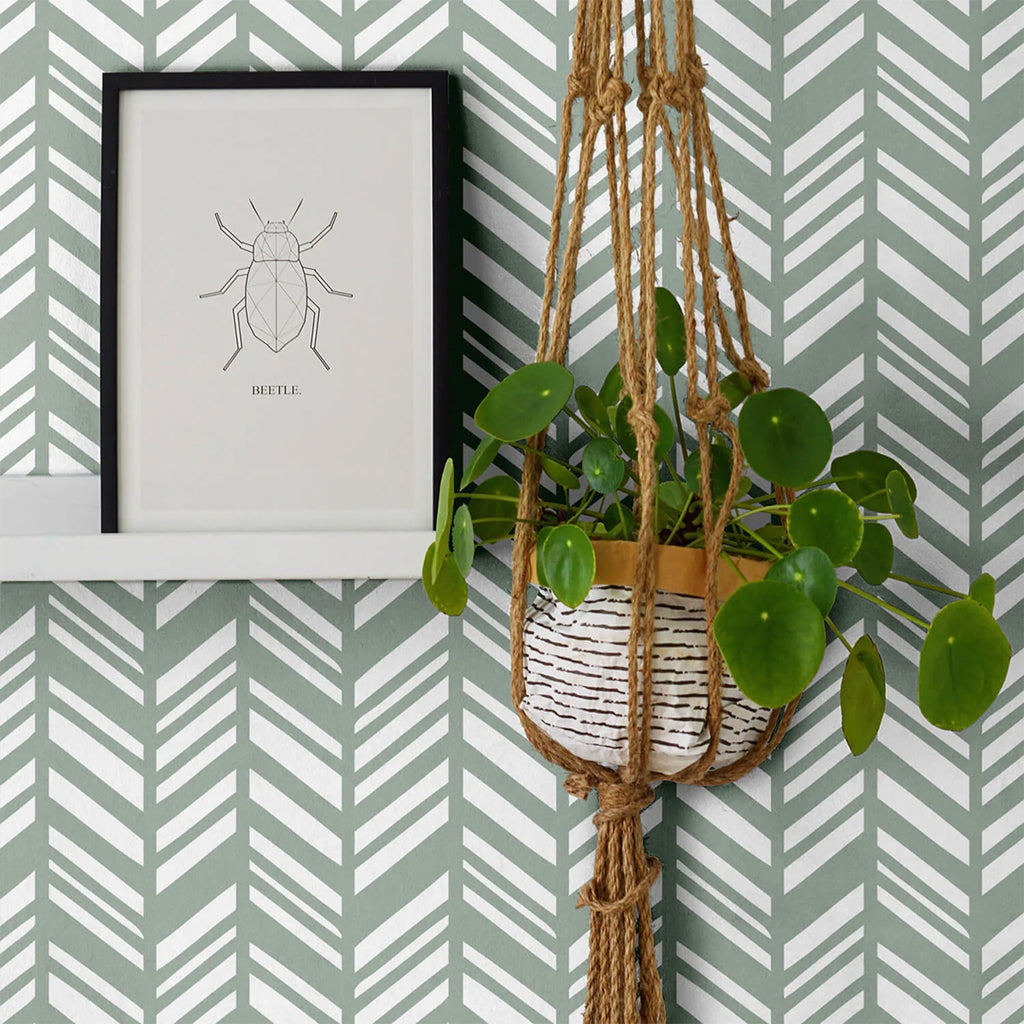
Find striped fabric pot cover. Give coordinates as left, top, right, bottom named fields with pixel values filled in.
left=520, top=584, right=772, bottom=774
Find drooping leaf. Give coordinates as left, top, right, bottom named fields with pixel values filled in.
left=613, top=397, right=675, bottom=462
left=474, top=362, right=574, bottom=442
left=788, top=489, right=864, bottom=566
left=657, top=480, right=690, bottom=510
left=969, top=573, right=996, bottom=613
left=720, top=371, right=753, bottom=410
left=713, top=580, right=826, bottom=707
left=542, top=456, right=581, bottom=490
left=765, top=546, right=837, bottom=616
left=918, top=599, right=1011, bottom=730
left=683, top=443, right=733, bottom=501
left=432, top=458, right=455, bottom=582
left=537, top=524, right=596, bottom=608
left=832, top=451, right=917, bottom=513
left=599, top=362, right=624, bottom=406
left=422, top=542, right=468, bottom=616
left=452, top=504, right=474, bottom=578
left=468, top=476, right=520, bottom=543
left=582, top=438, right=627, bottom=494
left=886, top=470, right=918, bottom=539
left=851, top=521, right=894, bottom=585
left=841, top=635, right=886, bottom=755
left=460, top=435, right=501, bottom=489
left=603, top=502, right=636, bottom=539
left=576, top=385, right=612, bottom=435
left=655, top=286, right=687, bottom=375
left=737, top=388, right=833, bottom=487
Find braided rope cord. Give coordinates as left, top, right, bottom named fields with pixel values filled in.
left=508, top=1, right=801, bottom=1019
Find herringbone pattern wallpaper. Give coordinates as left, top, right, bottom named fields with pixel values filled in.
left=1, top=1, right=1021, bottom=1022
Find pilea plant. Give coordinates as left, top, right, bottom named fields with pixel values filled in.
left=424, top=286, right=1012, bottom=754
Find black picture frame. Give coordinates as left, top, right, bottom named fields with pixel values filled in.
left=100, top=69, right=451, bottom=537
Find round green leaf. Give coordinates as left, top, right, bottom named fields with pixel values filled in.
left=582, top=438, right=627, bottom=494
left=765, top=547, right=837, bottom=616
left=422, top=543, right=468, bottom=616
left=534, top=526, right=555, bottom=587
left=468, top=476, right=520, bottom=543
left=460, top=435, right=501, bottom=489
left=788, top=490, right=864, bottom=566
left=713, top=580, right=826, bottom=707
left=919, top=599, right=1011, bottom=730
left=655, top=286, right=686, bottom=375
left=599, top=362, right=624, bottom=406
left=832, top=451, right=917, bottom=513
left=576, top=385, right=612, bottom=435
left=614, top=398, right=675, bottom=462
left=603, top=502, right=635, bottom=539
left=452, top=504, right=474, bottom=578
left=542, top=456, right=580, bottom=490
left=432, top=458, right=455, bottom=582
left=738, top=388, right=833, bottom=487
left=537, top=524, right=596, bottom=608
left=658, top=480, right=690, bottom=510
left=841, top=635, right=886, bottom=755
left=969, top=573, right=996, bottom=613
left=720, top=371, right=753, bottom=410
left=851, top=521, right=894, bottom=586
left=886, top=470, right=918, bottom=539
left=683, top=443, right=733, bottom=501
left=474, top=362, right=574, bottom=442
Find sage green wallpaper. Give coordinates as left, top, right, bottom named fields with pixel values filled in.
left=0, top=2, right=1021, bottom=1023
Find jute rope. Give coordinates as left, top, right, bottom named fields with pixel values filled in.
left=509, top=1, right=800, bottom=1020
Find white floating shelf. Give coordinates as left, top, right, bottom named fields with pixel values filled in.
left=0, top=477, right=430, bottom=582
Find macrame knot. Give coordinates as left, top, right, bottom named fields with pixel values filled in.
left=637, top=70, right=683, bottom=116
left=737, top=356, right=770, bottom=392
left=577, top=854, right=661, bottom=914
left=684, top=54, right=707, bottom=91
left=593, top=780, right=655, bottom=825
left=566, top=67, right=593, bottom=100
left=564, top=771, right=598, bottom=800
left=687, top=393, right=733, bottom=427
left=586, top=76, right=630, bottom=126
left=626, top=403, right=659, bottom=450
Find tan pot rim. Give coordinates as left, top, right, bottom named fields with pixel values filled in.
left=529, top=539, right=768, bottom=601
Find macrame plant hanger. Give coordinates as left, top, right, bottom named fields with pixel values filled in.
left=509, top=0, right=801, bottom=1021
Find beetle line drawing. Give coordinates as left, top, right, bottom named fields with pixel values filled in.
left=200, top=199, right=352, bottom=371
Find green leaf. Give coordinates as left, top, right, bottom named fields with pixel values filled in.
left=683, top=443, right=733, bottom=501
left=460, top=435, right=501, bottom=489
left=598, top=363, right=624, bottom=406
left=720, top=371, right=753, bottom=410
left=919, top=599, right=1011, bottom=730
left=603, top=502, right=636, bottom=539
left=832, top=451, right=917, bottom=513
left=613, top=398, right=675, bottom=462
left=432, top=458, right=455, bottom=582
left=537, top=524, right=596, bottom=608
left=542, top=456, right=581, bottom=490
left=886, top=470, right=918, bottom=539
left=422, top=542, right=468, bottom=616
left=474, top=362, right=574, bottom=442
left=841, top=635, right=886, bottom=755
left=452, top=504, right=474, bottom=577
left=576, top=385, right=612, bottom=435
left=738, top=388, right=833, bottom=487
left=851, top=521, right=894, bottom=586
left=788, top=490, right=864, bottom=566
left=582, top=438, right=627, bottom=494
left=534, top=526, right=555, bottom=587
left=713, top=580, right=826, bottom=707
left=969, top=573, right=996, bottom=613
left=468, top=476, right=520, bottom=543
left=657, top=480, right=690, bottom=510
left=655, top=286, right=687, bottom=375
left=765, top=547, right=837, bottom=616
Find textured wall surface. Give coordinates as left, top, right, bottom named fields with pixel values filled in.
left=1, top=2, right=1022, bottom=1023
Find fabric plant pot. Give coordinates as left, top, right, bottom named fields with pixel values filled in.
left=521, top=541, right=772, bottom=774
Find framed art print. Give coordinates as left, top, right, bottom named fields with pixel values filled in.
left=100, top=70, right=449, bottom=537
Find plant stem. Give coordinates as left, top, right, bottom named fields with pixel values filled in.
left=669, top=375, right=689, bottom=460
left=889, top=574, right=968, bottom=599
left=664, top=492, right=694, bottom=545
left=721, top=551, right=750, bottom=583
left=731, top=504, right=790, bottom=522
left=837, top=580, right=930, bottom=629
left=733, top=518, right=784, bottom=559
left=862, top=514, right=899, bottom=521
left=825, top=615, right=854, bottom=653
left=564, top=407, right=599, bottom=438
